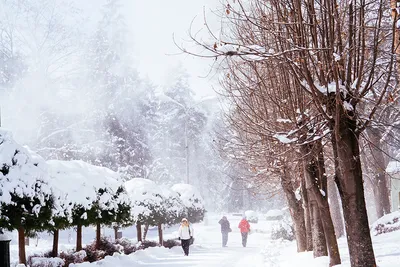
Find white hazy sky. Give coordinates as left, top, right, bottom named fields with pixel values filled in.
left=79, top=0, right=222, bottom=99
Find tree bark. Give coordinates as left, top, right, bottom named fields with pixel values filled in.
left=18, top=227, right=26, bottom=265
left=367, top=127, right=391, bottom=218
left=76, top=224, right=83, bottom=251
left=301, top=176, right=313, bottom=251
left=158, top=223, right=163, bottom=246
left=52, top=229, right=59, bottom=257
left=96, top=222, right=101, bottom=250
left=136, top=222, right=142, bottom=242
left=280, top=165, right=307, bottom=252
left=328, top=177, right=344, bottom=238
left=114, top=226, right=119, bottom=240
left=302, top=142, right=341, bottom=266
left=335, top=114, right=376, bottom=266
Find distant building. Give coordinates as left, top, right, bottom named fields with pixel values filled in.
left=386, top=161, right=400, bottom=212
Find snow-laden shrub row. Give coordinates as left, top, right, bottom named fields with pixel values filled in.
left=371, top=211, right=400, bottom=236
left=0, top=129, right=205, bottom=264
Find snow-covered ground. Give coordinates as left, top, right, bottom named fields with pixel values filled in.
left=8, top=213, right=400, bottom=267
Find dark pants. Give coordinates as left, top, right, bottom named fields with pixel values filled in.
left=181, top=239, right=190, bottom=255
left=222, top=232, right=229, bottom=247
left=241, top=232, right=248, bottom=247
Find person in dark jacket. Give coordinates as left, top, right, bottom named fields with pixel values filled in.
left=218, top=216, right=231, bottom=247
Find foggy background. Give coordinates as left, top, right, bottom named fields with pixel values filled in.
left=0, top=0, right=283, bottom=212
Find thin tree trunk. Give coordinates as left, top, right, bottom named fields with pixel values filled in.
left=309, top=201, right=327, bottom=258
left=18, top=227, right=26, bottom=265
left=328, top=177, right=344, bottom=237
left=280, top=166, right=307, bottom=252
left=76, top=224, right=83, bottom=251
left=52, top=229, right=59, bottom=257
left=158, top=223, right=163, bottom=246
left=335, top=114, right=376, bottom=266
left=136, top=222, right=142, bottom=242
left=143, top=223, right=149, bottom=240
left=114, top=226, right=119, bottom=240
left=96, top=222, right=101, bottom=250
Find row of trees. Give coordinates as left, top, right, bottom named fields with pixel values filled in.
left=184, top=0, right=400, bottom=266
left=0, top=129, right=205, bottom=265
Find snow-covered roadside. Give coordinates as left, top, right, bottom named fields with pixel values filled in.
left=269, top=231, right=400, bottom=267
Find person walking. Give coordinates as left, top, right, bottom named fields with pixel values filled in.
left=218, top=216, right=231, bottom=247
left=238, top=216, right=251, bottom=247
left=178, top=218, right=193, bottom=256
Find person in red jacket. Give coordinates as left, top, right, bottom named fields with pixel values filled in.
left=238, top=216, right=251, bottom=247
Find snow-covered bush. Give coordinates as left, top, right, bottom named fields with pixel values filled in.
left=271, top=221, right=294, bottom=241
left=29, top=257, right=64, bottom=267
left=171, top=183, right=205, bottom=223
left=47, top=160, right=132, bottom=250
left=371, top=211, right=400, bottom=236
left=125, top=178, right=165, bottom=225
left=125, top=178, right=166, bottom=242
left=0, top=130, right=53, bottom=264
left=160, top=186, right=186, bottom=225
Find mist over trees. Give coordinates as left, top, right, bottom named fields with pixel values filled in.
left=0, top=0, right=271, bottom=214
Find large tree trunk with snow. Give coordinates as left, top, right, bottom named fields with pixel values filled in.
left=52, top=229, right=59, bottom=257
left=302, top=142, right=341, bottom=266
left=136, top=222, right=143, bottom=242
left=76, top=224, right=83, bottom=251
left=301, top=176, right=313, bottom=251
left=280, top=165, right=307, bottom=252
left=328, top=177, right=344, bottom=238
left=334, top=113, right=376, bottom=266
left=18, top=227, right=26, bottom=265
left=366, top=127, right=391, bottom=218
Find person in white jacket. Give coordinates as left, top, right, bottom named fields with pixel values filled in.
left=178, top=218, right=194, bottom=256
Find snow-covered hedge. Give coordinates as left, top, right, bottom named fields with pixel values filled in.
left=171, top=183, right=205, bottom=223
left=125, top=178, right=165, bottom=225
left=0, top=129, right=53, bottom=232
left=160, top=186, right=186, bottom=225
left=47, top=160, right=132, bottom=227
left=371, top=211, right=400, bottom=236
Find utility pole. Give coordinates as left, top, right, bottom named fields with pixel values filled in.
left=185, top=115, right=189, bottom=184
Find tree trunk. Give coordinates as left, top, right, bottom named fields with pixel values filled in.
left=302, top=142, right=341, bottom=266
left=367, top=127, right=391, bottom=218
left=96, top=222, right=101, bottom=250
left=301, top=176, right=313, bottom=251
left=52, top=229, right=59, bottom=257
left=158, top=223, right=163, bottom=246
left=280, top=165, right=307, bottom=252
left=309, top=200, right=327, bottom=258
left=335, top=114, right=376, bottom=266
left=143, top=223, right=150, bottom=240
left=76, top=224, right=83, bottom=251
left=136, top=222, right=142, bottom=242
left=391, top=0, right=400, bottom=89
left=114, top=226, right=119, bottom=240
left=328, top=177, right=345, bottom=237
left=18, top=227, right=26, bottom=265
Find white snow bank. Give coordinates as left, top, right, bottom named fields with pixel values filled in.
left=171, top=183, right=204, bottom=209
left=371, top=211, right=400, bottom=236
left=0, top=129, right=51, bottom=205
